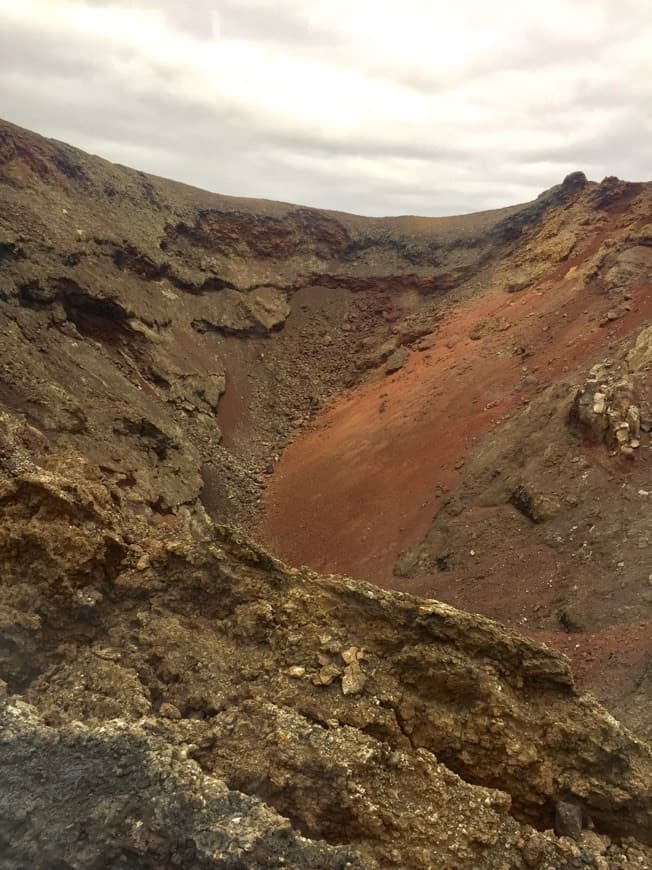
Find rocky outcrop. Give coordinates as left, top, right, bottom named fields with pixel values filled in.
left=192, top=285, right=290, bottom=336
left=626, top=323, right=652, bottom=372
left=0, top=700, right=362, bottom=870
left=571, top=324, right=652, bottom=455
left=571, top=363, right=642, bottom=456
left=1, top=433, right=652, bottom=867
left=384, top=346, right=410, bottom=374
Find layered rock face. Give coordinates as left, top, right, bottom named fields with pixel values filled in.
left=1, top=119, right=652, bottom=868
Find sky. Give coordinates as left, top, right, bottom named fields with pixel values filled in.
left=0, top=1, right=651, bottom=217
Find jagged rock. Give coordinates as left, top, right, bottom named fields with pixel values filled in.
left=554, top=800, right=586, bottom=840
left=341, top=646, right=367, bottom=695
left=362, top=336, right=398, bottom=368
left=469, top=315, right=511, bottom=339
left=570, top=362, right=643, bottom=453
left=385, top=346, right=409, bottom=374
left=501, top=225, right=577, bottom=293
left=416, top=333, right=437, bottom=351
left=0, top=700, right=362, bottom=869
left=510, top=485, right=561, bottom=523
left=562, top=170, right=588, bottom=191
left=599, top=308, right=621, bottom=326
left=627, top=324, right=652, bottom=372
left=604, top=245, right=652, bottom=290
left=192, top=286, right=290, bottom=335
left=167, top=372, right=226, bottom=412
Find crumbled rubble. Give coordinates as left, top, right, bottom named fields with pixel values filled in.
left=571, top=362, right=643, bottom=456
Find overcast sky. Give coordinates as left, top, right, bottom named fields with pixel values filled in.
left=1, top=1, right=651, bottom=216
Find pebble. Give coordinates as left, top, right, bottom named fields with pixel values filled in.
left=159, top=703, right=182, bottom=720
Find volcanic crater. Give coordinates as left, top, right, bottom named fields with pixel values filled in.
left=1, top=120, right=652, bottom=868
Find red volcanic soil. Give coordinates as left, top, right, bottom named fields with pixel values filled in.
left=258, top=274, right=652, bottom=582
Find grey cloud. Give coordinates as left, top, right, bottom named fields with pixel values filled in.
left=88, top=0, right=335, bottom=45
left=216, top=1, right=335, bottom=47
left=0, top=1, right=650, bottom=217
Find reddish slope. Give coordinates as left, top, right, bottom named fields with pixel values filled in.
left=259, top=274, right=652, bottom=581
left=258, top=243, right=652, bottom=735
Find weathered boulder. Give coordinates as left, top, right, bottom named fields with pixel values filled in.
left=385, top=346, right=409, bottom=374
left=604, top=245, right=652, bottom=290
left=627, top=324, right=652, bottom=372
